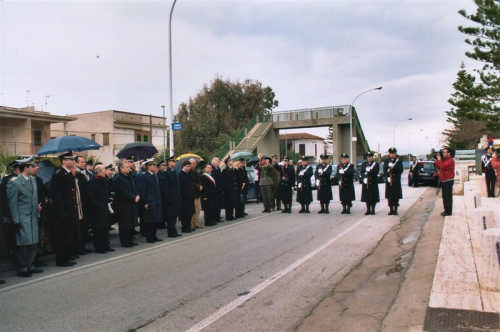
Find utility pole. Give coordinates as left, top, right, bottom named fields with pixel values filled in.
left=161, top=105, right=166, bottom=160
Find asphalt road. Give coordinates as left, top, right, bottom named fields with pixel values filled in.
left=0, top=182, right=426, bottom=332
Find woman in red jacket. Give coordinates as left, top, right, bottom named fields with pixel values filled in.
left=435, top=148, right=455, bottom=216
left=491, top=151, right=500, bottom=195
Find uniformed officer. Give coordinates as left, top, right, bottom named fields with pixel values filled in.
left=336, top=153, right=355, bottom=214
left=315, top=155, right=333, bottom=214
left=361, top=152, right=380, bottom=215
left=297, top=158, right=313, bottom=213
left=482, top=147, right=496, bottom=197
left=278, top=157, right=295, bottom=213
left=6, top=157, right=42, bottom=277
left=140, top=159, right=163, bottom=242
left=259, top=157, right=276, bottom=213
left=222, top=158, right=235, bottom=220
left=0, top=160, right=21, bottom=262
left=383, top=147, right=403, bottom=215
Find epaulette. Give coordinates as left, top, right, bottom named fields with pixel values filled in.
left=9, top=176, right=18, bottom=182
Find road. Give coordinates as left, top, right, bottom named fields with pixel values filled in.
left=0, top=182, right=426, bottom=332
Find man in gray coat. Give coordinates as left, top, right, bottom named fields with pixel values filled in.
left=7, top=157, right=42, bottom=277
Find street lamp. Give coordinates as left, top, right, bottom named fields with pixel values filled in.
left=349, top=86, right=382, bottom=162
left=161, top=105, right=166, bottom=160
left=168, top=0, right=178, bottom=156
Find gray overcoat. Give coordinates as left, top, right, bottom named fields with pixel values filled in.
left=7, top=175, right=39, bottom=246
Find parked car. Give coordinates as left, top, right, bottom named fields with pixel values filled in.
left=330, top=164, right=339, bottom=185
left=408, top=161, right=439, bottom=187
left=377, top=162, right=386, bottom=183
left=310, top=164, right=317, bottom=190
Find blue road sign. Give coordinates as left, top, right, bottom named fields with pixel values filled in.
left=172, top=122, right=183, bottom=131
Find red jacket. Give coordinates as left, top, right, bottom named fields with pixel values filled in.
left=491, top=156, right=500, bottom=188
left=435, top=157, right=455, bottom=182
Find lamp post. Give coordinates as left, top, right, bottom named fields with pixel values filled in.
left=161, top=105, right=166, bottom=160
left=349, top=86, right=382, bottom=162
left=168, top=0, right=178, bottom=156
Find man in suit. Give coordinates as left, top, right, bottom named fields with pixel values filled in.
left=159, top=157, right=182, bottom=238
left=211, top=157, right=224, bottom=222
left=278, top=157, right=295, bottom=213
left=297, top=158, right=313, bottom=213
left=222, top=158, right=235, bottom=221
left=87, top=164, right=114, bottom=253
left=271, top=155, right=281, bottom=210
left=84, top=160, right=94, bottom=181
left=383, top=147, right=404, bottom=215
left=259, top=157, right=276, bottom=213
left=74, top=156, right=91, bottom=255
left=200, top=163, right=218, bottom=226
left=51, top=152, right=78, bottom=267
left=179, top=160, right=195, bottom=233
left=336, top=153, right=355, bottom=214
left=482, top=147, right=496, bottom=197
left=234, top=158, right=249, bottom=218
left=139, top=159, right=163, bottom=243
left=7, top=157, right=42, bottom=277
left=361, top=152, right=380, bottom=215
left=114, top=161, right=141, bottom=247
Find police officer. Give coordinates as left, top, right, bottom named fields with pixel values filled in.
left=315, top=155, right=333, bottom=214
left=297, top=158, right=313, bottom=213
left=160, top=157, right=182, bottom=238
left=383, top=147, right=403, bottom=215
left=361, top=152, right=380, bottom=215
left=140, top=159, right=163, bottom=242
left=222, top=158, right=235, bottom=220
left=482, top=147, right=496, bottom=197
left=7, top=157, right=43, bottom=277
left=336, top=153, right=355, bottom=214
left=278, top=157, right=295, bottom=213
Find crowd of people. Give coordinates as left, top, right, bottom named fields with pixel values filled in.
left=2, top=145, right=498, bottom=281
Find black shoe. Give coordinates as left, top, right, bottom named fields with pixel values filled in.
left=168, top=233, right=182, bottom=238
left=365, top=211, right=371, bottom=215
left=56, top=261, right=76, bottom=267
left=29, top=268, right=44, bottom=274
left=130, top=242, right=139, bottom=246
left=298, top=210, right=305, bottom=213
left=346, top=208, right=351, bottom=214
left=325, top=210, right=329, bottom=214
left=153, top=237, right=163, bottom=242
left=34, top=260, right=47, bottom=267
left=182, top=229, right=192, bottom=233
left=106, top=247, right=115, bottom=252
left=243, top=212, right=248, bottom=216
left=440, top=211, right=447, bottom=216
left=282, top=209, right=288, bottom=213
left=318, top=210, right=324, bottom=214
left=17, top=271, right=32, bottom=277
left=121, top=243, right=134, bottom=248
left=0, top=280, right=5, bottom=284
left=78, top=250, right=88, bottom=255
left=262, top=209, right=271, bottom=213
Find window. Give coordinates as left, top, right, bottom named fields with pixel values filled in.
left=91, top=133, right=96, bottom=142
left=33, top=130, right=42, bottom=146
left=299, top=144, right=305, bottom=156
left=136, top=134, right=141, bottom=142
left=315, top=144, right=317, bottom=157
left=102, top=133, right=110, bottom=146
left=143, top=134, right=149, bottom=142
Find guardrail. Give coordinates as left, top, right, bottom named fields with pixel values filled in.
left=271, top=106, right=349, bottom=122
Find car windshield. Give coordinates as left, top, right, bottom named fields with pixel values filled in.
left=421, top=163, right=435, bottom=171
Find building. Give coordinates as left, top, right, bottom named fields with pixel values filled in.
left=51, top=110, right=168, bottom=164
left=0, top=106, right=74, bottom=156
left=279, top=132, right=331, bottom=160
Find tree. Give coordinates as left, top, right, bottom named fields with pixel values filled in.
left=444, top=63, right=488, bottom=149
left=458, top=0, right=500, bottom=131
left=174, top=77, right=279, bottom=157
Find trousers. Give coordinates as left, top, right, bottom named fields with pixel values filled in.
left=441, top=180, right=454, bottom=215
left=17, top=244, right=37, bottom=272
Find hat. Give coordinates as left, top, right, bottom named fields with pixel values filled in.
left=340, top=153, right=349, bottom=159
left=320, top=154, right=328, bottom=160
left=365, top=151, right=374, bottom=158
left=144, top=158, right=156, bottom=167
left=388, top=147, right=397, bottom=154
left=86, top=160, right=94, bottom=165
left=167, top=155, right=176, bottom=162
left=58, top=151, right=73, bottom=160
left=105, top=164, right=113, bottom=170
left=158, top=160, right=166, bottom=166
left=16, top=155, right=36, bottom=166
left=8, top=160, right=19, bottom=168
left=182, top=159, right=192, bottom=167
left=95, top=162, right=103, bottom=166
left=263, top=156, right=272, bottom=162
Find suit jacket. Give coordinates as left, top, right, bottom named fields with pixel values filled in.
left=159, top=168, right=181, bottom=218
left=179, top=170, right=195, bottom=216
left=200, top=173, right=217, bottom=211
left=51, top=168, right=77, bottom=238
left=113, top=172, right=139, bottom=223
left=140, top=172, right=162, bottom=224
left=86, top=177, right=111, bottom=227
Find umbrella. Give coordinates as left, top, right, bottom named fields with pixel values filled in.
left=230, top=151, right=254, bottom=160
left=174, top=153, right=204, bottom=172
left=116, top=142, right=158, bottom=161
left=247, top=155, right=260, bottom=166
left=37, top=136, right=101, bottom=155
left=37, top=160, right=56, bottom=185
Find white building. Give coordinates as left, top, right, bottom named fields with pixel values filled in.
left=51, top=110, right=168, bottom=164
left=280, top=132, right=331, bottom=160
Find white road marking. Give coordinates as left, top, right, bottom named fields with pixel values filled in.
left=185, top=216, right=368, bottom=332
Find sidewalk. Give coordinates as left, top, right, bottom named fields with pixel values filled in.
left=295, top=187, right=443, bottom=332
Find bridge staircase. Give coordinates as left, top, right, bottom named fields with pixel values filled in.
left=222, top=121, right=273, bottom=161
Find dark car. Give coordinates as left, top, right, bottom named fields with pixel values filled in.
left=377, top=162, right=386, bottom=183
left=409, top=161, right=439, bottom=187
left=245, top=166, right=259, bottom=202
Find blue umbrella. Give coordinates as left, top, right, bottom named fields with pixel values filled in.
left=37, top=136, right=101, bottom=155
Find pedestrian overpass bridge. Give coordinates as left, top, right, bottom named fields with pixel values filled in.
left=225, top=105, right=370, bottom=163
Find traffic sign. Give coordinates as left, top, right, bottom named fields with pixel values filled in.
left=172, top=122, right=183, bottom=131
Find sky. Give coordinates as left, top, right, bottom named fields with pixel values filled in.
left=0, top=0, right=478, bottom=156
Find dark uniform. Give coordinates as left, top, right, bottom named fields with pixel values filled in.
left=482, top=151, right=496, bottom=197
left=315, top=160, right=333, bottom=213
left=114, top=172, right=140, bottom=246
left=235, top=165, right=249, bottom=217
left=297, top=163, right=313, bottom=213
left=409, top=159, right=420, bottom=186
left=278, top=165, right=295, bottom=213
left=336, top=159, right=355, bottom=214
left=272, top=162, right=282, bottom=210
left=361, top=156, right=380, bottom=215
left=160, top=167, right=181, bottom=237
left=140, top=171, right=163, bottom=242
left=383, top=152, right=403, bottom=215
left=222, top=164, right=235, bottom=220
left=87, top=176, right=112, bottom=252
left=50, top=167, right=78, bottom=266
left=201, top=172, right=217, bottom=226
left=74, top=170, right=89, bottom=254
left=211, top=165, right=224, bottom=221
left=179, top=169, right=195, bottom=232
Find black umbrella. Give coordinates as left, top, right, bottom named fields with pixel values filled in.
left=37, top=160, right=56, bottom=185
left=116, top=142, right=158, bottom=161
left=247, top=156, right=260, bottom=166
